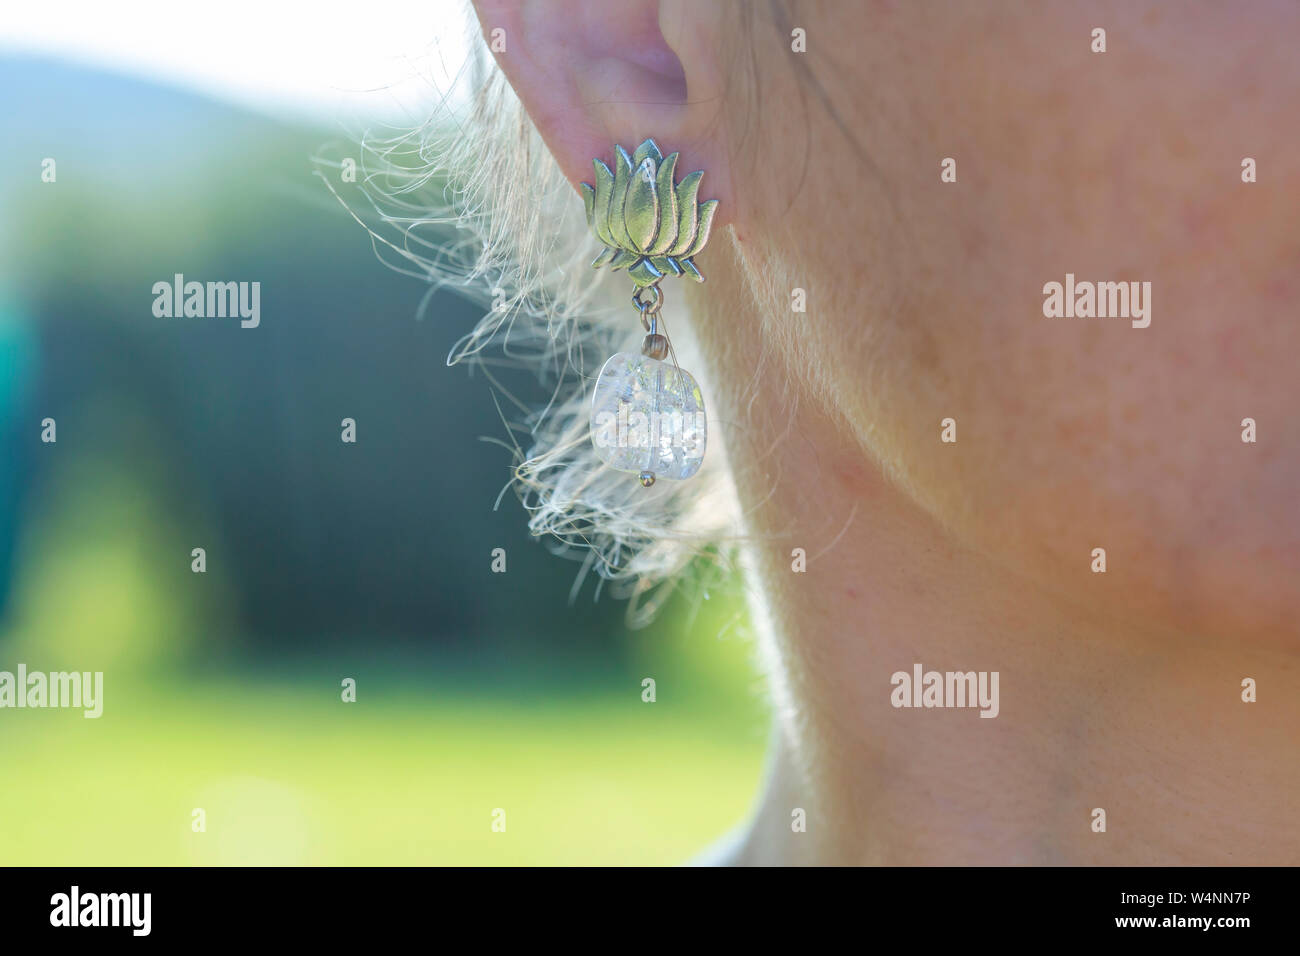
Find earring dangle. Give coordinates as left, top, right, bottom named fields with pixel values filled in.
left=580, top=139, right=718, bottom=488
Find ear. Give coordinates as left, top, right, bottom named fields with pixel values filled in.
left=471, top=0, right=733, bottom=220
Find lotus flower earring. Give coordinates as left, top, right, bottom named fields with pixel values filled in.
left=581, top=139, right=717, bottom=488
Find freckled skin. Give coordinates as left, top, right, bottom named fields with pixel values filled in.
left=699, top=1, right=1300, bottom=864
left=482, top=0, right=1300, bottom=863
left=720, top=3, right=1300, bottom=643
left=678, top=1, right=1299, bottom=864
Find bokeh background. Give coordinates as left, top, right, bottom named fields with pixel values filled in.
left=0, top=4, right=767, bottom=865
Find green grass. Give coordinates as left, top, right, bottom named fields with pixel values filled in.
left=0, top=674, right=767, bottom=865
left=0, top=451, right=770, bottom=865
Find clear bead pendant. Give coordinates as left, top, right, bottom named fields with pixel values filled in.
left=589, top=351, right=707, bottom=483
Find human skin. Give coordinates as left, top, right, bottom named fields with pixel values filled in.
left=473, top=0, right=1300, bottom=863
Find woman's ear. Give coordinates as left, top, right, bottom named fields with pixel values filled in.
left=470, top=0, right=733, bottom=215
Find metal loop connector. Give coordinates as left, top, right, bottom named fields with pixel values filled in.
left=632, top=284, right=664, bottom=332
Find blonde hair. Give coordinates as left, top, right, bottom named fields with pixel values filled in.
left=316, top=20, right=739, bottom=622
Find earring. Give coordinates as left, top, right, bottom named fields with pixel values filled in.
left=580, top=139, right=718, bottom=488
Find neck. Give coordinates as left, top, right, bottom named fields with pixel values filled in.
left=691, top=239, right=1298, bottom=866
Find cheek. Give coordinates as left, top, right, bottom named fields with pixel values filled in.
left=908, top=291, right=1300, bottom=636
left=850, top=169, right=1300, bottom=635
left=770, top=2, right=1300, bottom=635
left=886, top=15, right=1300, bottom=634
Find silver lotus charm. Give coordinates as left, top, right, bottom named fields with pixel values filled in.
left=578, top=138, right=719, bottom=288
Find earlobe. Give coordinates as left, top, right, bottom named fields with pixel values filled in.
left=470, top=0, right=732, bottom=217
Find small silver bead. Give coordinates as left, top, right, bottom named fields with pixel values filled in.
left=641, top=333, right=669, bottom=361
left=638, top=471, right=656, bottom=487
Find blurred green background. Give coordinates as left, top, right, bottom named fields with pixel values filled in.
left=0, top=55, right=767, bottom=864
